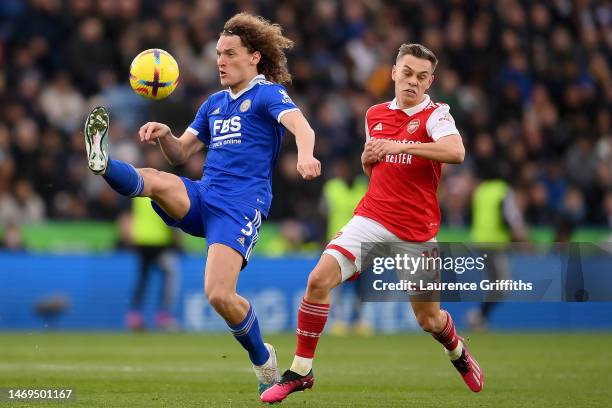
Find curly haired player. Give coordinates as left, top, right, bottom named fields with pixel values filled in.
left=83, top=13, right=321, bottom=395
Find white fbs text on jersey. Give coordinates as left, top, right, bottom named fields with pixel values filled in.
left=211, top=116, right=242, bottom=147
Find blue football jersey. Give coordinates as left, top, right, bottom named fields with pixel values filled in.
left=187, top=75, right=299, bottom=217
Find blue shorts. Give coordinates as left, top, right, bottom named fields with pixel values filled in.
left=151, top=177, right=262, bottom=268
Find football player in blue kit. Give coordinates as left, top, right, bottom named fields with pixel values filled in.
left=83, top=13, right=321, bottom=394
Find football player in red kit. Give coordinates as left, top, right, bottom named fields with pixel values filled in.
left=261, top=43, right=483, bottom=403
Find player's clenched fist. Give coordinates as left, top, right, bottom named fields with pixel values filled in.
left=139, top=122, right=171, bottom=145
left=362, top=139, right=379, bottom=165
left=371, top=138, right=405, bottom=159
left=297, top=155, right=321, bottom=180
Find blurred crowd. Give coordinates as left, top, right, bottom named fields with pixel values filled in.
left=0, top=0, right=610, bottom=248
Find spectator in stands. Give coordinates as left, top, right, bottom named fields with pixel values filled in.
left=0, top=179, right=45, bottom=225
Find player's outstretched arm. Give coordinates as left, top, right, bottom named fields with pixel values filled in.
left=139, top=122, right=205, bottom=166
left=371, top=134, right=465, bottom=164
left=280, top=110, right=321, bottom=180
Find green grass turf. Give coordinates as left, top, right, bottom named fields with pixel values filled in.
left=0, top=332, right=611, bottom=407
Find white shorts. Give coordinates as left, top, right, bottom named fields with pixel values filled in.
left=323, top=215, right=438, bottom=282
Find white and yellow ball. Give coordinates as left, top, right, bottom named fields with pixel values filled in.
left=129, top=48, right=179, bottom=100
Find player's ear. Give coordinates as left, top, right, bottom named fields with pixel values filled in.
left=426, top=74, right=435, bottom=89
left=391, top=65, right=397, bottom=81
left=251, top=51, right=261, bottom=66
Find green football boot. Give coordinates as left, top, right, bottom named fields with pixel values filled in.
left=84, top=106, right=110, bottom=175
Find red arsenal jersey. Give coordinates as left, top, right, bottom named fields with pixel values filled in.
left=355, top=95, right=460, bottom=242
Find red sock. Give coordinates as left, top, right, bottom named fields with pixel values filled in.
left=432, top=310, right=460, bottom=350
left=295, top=298, right=330, bottom=358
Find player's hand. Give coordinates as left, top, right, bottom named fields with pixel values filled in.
left=297, top=155, right=321, bottom=180
left=139, top=122, right=171, bottom=145
left=362, top=139, right=379, bottom=165
left=371, top=139, right=405, bottom=159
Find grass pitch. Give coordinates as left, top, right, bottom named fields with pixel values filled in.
left=0, top=332, right=611, bottom=407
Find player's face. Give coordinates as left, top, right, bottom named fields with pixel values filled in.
left=392, top=54, right=434, bottom=108
left=216, top=35, right=261, bottom=91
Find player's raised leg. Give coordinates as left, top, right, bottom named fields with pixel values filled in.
left=411, top=300, right=484, bottom=392
left=204, top=244, right=279, bottom=394
left=260, top=253, right=343, bottom=403
left=84, top=106, right=191, bottom=221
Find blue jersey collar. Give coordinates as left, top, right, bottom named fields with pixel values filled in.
left=228, top=74, right=266, bottom=100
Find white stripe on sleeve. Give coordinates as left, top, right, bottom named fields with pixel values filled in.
left=277, top=108, right=300, bottom=123
left=186, top=127, right=199, bottom=136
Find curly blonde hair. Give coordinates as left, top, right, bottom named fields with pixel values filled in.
left=222, top=13, right=294, bottom=84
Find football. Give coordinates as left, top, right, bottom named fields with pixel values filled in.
left=129, top=48, right=179, bottom=100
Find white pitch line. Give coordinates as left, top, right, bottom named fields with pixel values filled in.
left=0, top=362, right=246, bottom=374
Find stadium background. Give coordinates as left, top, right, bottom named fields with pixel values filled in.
left=1, top=0, right=611, bottom=327
left=1, top=1, right=611, bottom=407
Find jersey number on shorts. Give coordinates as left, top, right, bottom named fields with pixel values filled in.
left=241, top=217, right=253, bottom=237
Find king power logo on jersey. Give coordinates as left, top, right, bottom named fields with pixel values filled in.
left=211, top=116, right=242, bottom=147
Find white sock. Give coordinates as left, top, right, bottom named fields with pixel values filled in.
left=447, top=340, right=463, bottom=361
left=290, top=355, right=312, bottom=376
